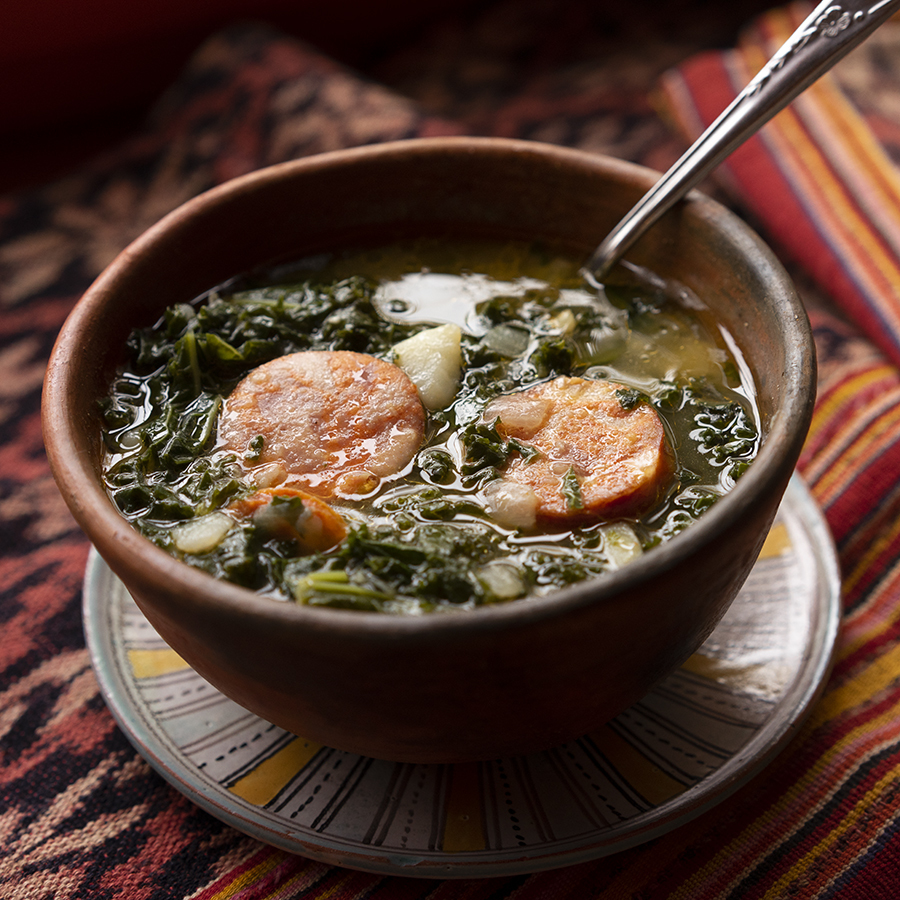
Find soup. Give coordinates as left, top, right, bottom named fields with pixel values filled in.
left=100, top=239, right=759, bottom=613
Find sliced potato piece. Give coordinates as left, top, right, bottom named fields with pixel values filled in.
left=603, top=522, right=644, bottom=568
left=393, top=323, right=462, bottom=411
left=477, top=561, right=527, bottom=600
left=172, top=512, right=234, bottom=554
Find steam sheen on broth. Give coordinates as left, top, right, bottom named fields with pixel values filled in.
left=100, top=240, right=759, bottom=613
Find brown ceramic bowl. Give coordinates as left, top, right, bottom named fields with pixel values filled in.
left=43, top=137, right=815, bottom=763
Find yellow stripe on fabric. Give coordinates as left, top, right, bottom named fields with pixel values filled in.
left=842, top=508, right=900, bottom=600
left=805, top=77, right=900, bottom=249
left=663, top=694, right=900, bottom=900
left=840, top=559, right=900, bottom=657
left=810, top=641, right=900, bottom=729
left=765, top=759, right=900, bottom=897
left=755, top=5, right=798, bottom=50
left=737, top=41, right=766, bottom=83
left=266, top=870, right=356, bottom=900
left=769, top=105, right=900, bottom=305
left=228, top=737, right=322, bottom=806
left=811, top=683, right=900, bottom=771
left=816, top=406, right=900, bottom=504
left=740, top=65, right=900, bottom=334
left=758, top=522, right=790, bottom=559
left=127, top=647, right=189, bottom=678
left=441, top=762, right=486, bottom=852
left=760, top=10, right=900, bottom=236
left=739, top=43, right=900, bottom=317
left=810, top=392, right=900, bottom=506
left=591, top=724, right=686, bottom=806
left=202, top=850, right=286, bottom=900
left=803, top=365, right=893, bottom=457
left=804, top=367, right=894, bottom=465
left=838, top=570, right=900, bottom=686
left=199, top=848, right=341, bottom=900
left=736, top=19, right=900, bottom=241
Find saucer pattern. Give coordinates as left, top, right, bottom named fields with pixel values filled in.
left=85, top=476, right=840, bottom=876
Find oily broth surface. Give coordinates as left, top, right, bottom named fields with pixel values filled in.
left=100, top=239, right=759, bottom=613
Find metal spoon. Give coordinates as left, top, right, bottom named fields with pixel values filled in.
left=586, top=0, right=900, bottom=281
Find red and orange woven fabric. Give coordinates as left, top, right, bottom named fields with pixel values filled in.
left=4, top=2, right=900, bottom=897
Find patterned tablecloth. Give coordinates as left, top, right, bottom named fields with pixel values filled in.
left=4, top=2, right=900, bottom=897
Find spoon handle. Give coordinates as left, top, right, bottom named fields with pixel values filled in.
left=587, top=0, right=900, bottom=280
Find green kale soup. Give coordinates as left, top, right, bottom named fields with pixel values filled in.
left=100, top=239, right=759, bottom=614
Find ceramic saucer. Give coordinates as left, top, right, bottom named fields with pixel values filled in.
left=83, top=475, right=840, bottom=878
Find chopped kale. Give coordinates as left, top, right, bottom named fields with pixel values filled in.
left=562, top=467, right=584, bottom=511
left=99, top=241, right=761, bottom=611
left=286, top=523, right=500, bottom=610
left=615, top=388, right=645, bottom=410
left=460, top=419, right=540, bottom=481
left=244, top=434, right=265, bottom=462
left=692, top=400, right=759, bottom=469
left=529, top=336, right=575, bottom=375
left=418, top=449, right=456, bottom=484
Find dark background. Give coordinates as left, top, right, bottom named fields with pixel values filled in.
left=2, top=0, right=776, bottom=194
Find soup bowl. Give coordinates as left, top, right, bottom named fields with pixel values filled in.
left=43, top=137, right=815, bottom=763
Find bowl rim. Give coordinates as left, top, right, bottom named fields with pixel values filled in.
left=43, top=135, right=816, bottom=640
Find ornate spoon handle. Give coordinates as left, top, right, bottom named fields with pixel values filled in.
left=586, top=0, right=900, bottom=280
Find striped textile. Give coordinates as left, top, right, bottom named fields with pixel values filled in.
left=658, top=5, right=900, bottom=368
left=651, top=5, right=900, bottom=897
left=5, top=3, right=900, bottom=898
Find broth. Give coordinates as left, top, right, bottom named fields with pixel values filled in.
left=100, top=239, right=759, bottom=613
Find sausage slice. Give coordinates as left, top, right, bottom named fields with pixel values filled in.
left=219, top=351, right=425, bottom=497
left=484, top=376, right=673, bottom=522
